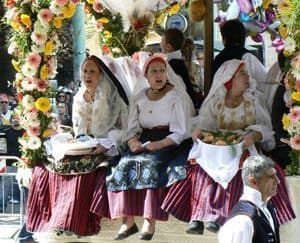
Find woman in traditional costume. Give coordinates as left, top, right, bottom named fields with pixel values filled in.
left=26, top=55, right=128, bottom=240
left=162, top=59, right=295, bottom=233
left=106, top=54, right=193, bottom=241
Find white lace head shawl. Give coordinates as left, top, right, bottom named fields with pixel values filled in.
left=73, top=56, right=128, bottom=140
left=201, top=59, right=257, bottom=109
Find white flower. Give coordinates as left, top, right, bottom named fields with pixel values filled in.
left=32, top=44, right=45, bottom=53
left=292, top=69, right=300, bottom=81
left=50, top=2, right=63, bottom=15
left=33, top=19, right=48, bottom=33
left=27, top=136, right=42, bottom=150
left=8, top=41, right=17, bottom=55
left=18, top=137, right=29, bottom=150
left=112, top=47, right=122, bottom=53
left=21, top=64, right=37, bottom=77
left=284, top=37, right=296, bottom=53
left=22, top=95, right=35, bottom=109
left=21, top=78, right=37, bottom=91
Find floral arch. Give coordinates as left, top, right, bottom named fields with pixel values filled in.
left=1, top=0, right=300, bottom=170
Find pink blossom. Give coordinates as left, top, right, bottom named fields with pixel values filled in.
left=93, top=0, right=102, bottom=13
left=38, top=9, right=53, bottom=23
left=70, top=0, right=81, bottom=4
left=55, top=0, right=69, bottom=6
left=295, top=81, right=300, bottom=91
left=26, top=53, right=41, bottom=69
left=31, top=32, right=47, bottom=45
left=95, top=21, right=104, bottom=31
left=36, top=79, right=49, bottom=92
left=290, top=135, right=300, bottom=150
left=27, top=126, right=41, bottom=137
left=288, top=107, right=300, bottom=122
left=22, top=77, right=37, bottom=91
left=291, top=55, right=300, bottom=70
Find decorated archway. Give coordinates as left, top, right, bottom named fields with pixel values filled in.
left=1, top=0, right=300, bottom=170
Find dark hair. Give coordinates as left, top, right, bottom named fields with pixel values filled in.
left=221, top=19, right=246, bottom=47
left=163, top=28, right=185, bottom=50
left=278, top=51, right=287, bottom=72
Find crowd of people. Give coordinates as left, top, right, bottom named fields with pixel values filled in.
left=0, top=19, right=297, bottom=243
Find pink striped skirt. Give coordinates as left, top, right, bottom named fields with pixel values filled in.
left=162, top=162, right=296, bottom=225
left=108, top=188, right=169, bottom=221
left=26, top=165, right=110, bottom=236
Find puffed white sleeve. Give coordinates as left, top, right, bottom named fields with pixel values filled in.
left=245, top=90, right=275, bottom=151
left=218, top=215, right=254, bottom=243
left=167, top=90, right=192, bottom=144
left=125, top=94, right=143, bottom=141
left=192, top=96, right=218, bottom=131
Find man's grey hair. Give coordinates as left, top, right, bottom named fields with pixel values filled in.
left=242, top=155, right=275, bottom=186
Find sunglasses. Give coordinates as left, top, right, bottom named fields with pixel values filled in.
left=0, top=101, right=8, bottom=104
left=58, top=95, right=66, bottom=98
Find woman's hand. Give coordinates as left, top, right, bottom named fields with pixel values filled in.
left=90, top=144, right=108, bottom=155
left=192, top=128, right=202, bottom=142
left=128, top=138, right=143, bottom=153
left=145, top=141, right=163, bottom=152
left=243, top=131, right=262, bottom=148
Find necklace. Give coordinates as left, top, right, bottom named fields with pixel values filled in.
left=85, top=89, right=95, bottom=102
left=150, top=83, right=168, bottom=94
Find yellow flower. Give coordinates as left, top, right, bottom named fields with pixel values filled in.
left=104, top=30, right=112, bottom=39
left=42, top=128, right=55, bottom=138
left=282, top=114, right=290, bottom=131
left=99, top=17, right=110, bottom=24
left=20, top=14, right=32, bottom=27
left=156, top=13, right=164, bottom=25
left=12, top=59, right=21, bottom=72
left=279, top=26, right=287, bottom=39
left=263, top=0, right=271, bottom=9
left=44, top=41, right=54, bottom=56
left=53, top=17, right=62, bottom=29
left=283, top=49, right=294, bottom=57
left=35, top=97, right=51, bottom=113
left=86, top=0, right=94, bottom=4
left=11, top=21, right=20, bottom=31
left=40, top=64, right=49, bottom=80
left=291, top=91, right=300, bottom=102
left=63, top=3, right=76, bottom=19
left=168, top=3, right=180, bottom=15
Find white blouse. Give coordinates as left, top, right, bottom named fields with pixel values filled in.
left=127, top=88, right=191, bottom=144
left=194, top=89, right=275, bottom=151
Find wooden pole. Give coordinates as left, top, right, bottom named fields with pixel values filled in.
left=204, top=0, right=213, bottom=95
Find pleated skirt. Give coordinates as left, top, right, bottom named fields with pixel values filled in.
left=26, top=165, right=110, bottom=236
left=162, top=159, right=296, bottom=225
left=108, top=188, right=169, bottom=221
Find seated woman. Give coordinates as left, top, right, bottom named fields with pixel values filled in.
left=162, top=59, right=295, bottom=233
left=106, top=54, right=193, bottom=241
left=26, top=55, right=128, bottom=240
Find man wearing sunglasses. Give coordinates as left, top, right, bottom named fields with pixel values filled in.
left=0, top=93, right=12, bottom=126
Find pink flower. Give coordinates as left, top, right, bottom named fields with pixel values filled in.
left=290, top=135, right=300, bottom=150
left=95, top=21, right=104, bottom=31
left=291, top=55, right=300, bottom=70
left=27, top=126, right=41, bottom=137
left=38, top=9, right=53, bottom=23
left=55, top=0, right=68, bottom=6
left=93, top=0, right=102, bottom=13
left=295, top=81, right=300, bottom=91
left=26, top=53, right=41, bottom=69
left=288, top=107, right=300, bottom=122
left=36, top=79, right=49, bottom=92
left=31, top=32, right=47, bottom=45
left=21, top=77, right=37, bottom=91
left=70, top=0, right=81, bottom=4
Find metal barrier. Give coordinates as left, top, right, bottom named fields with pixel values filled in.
left=0, top=156, right=25, bottom=227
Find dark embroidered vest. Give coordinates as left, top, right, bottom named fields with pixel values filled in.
left=228, top=200, right=280, bottom=243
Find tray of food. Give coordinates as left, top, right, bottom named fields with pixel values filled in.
left=199, top=130, right=243, bottom=146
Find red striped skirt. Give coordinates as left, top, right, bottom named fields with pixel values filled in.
left=162, top=160, right=296, bottom=225
left=26, top=165, right=110, bottom=235
left=108, top=188, right=169, bottom=221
